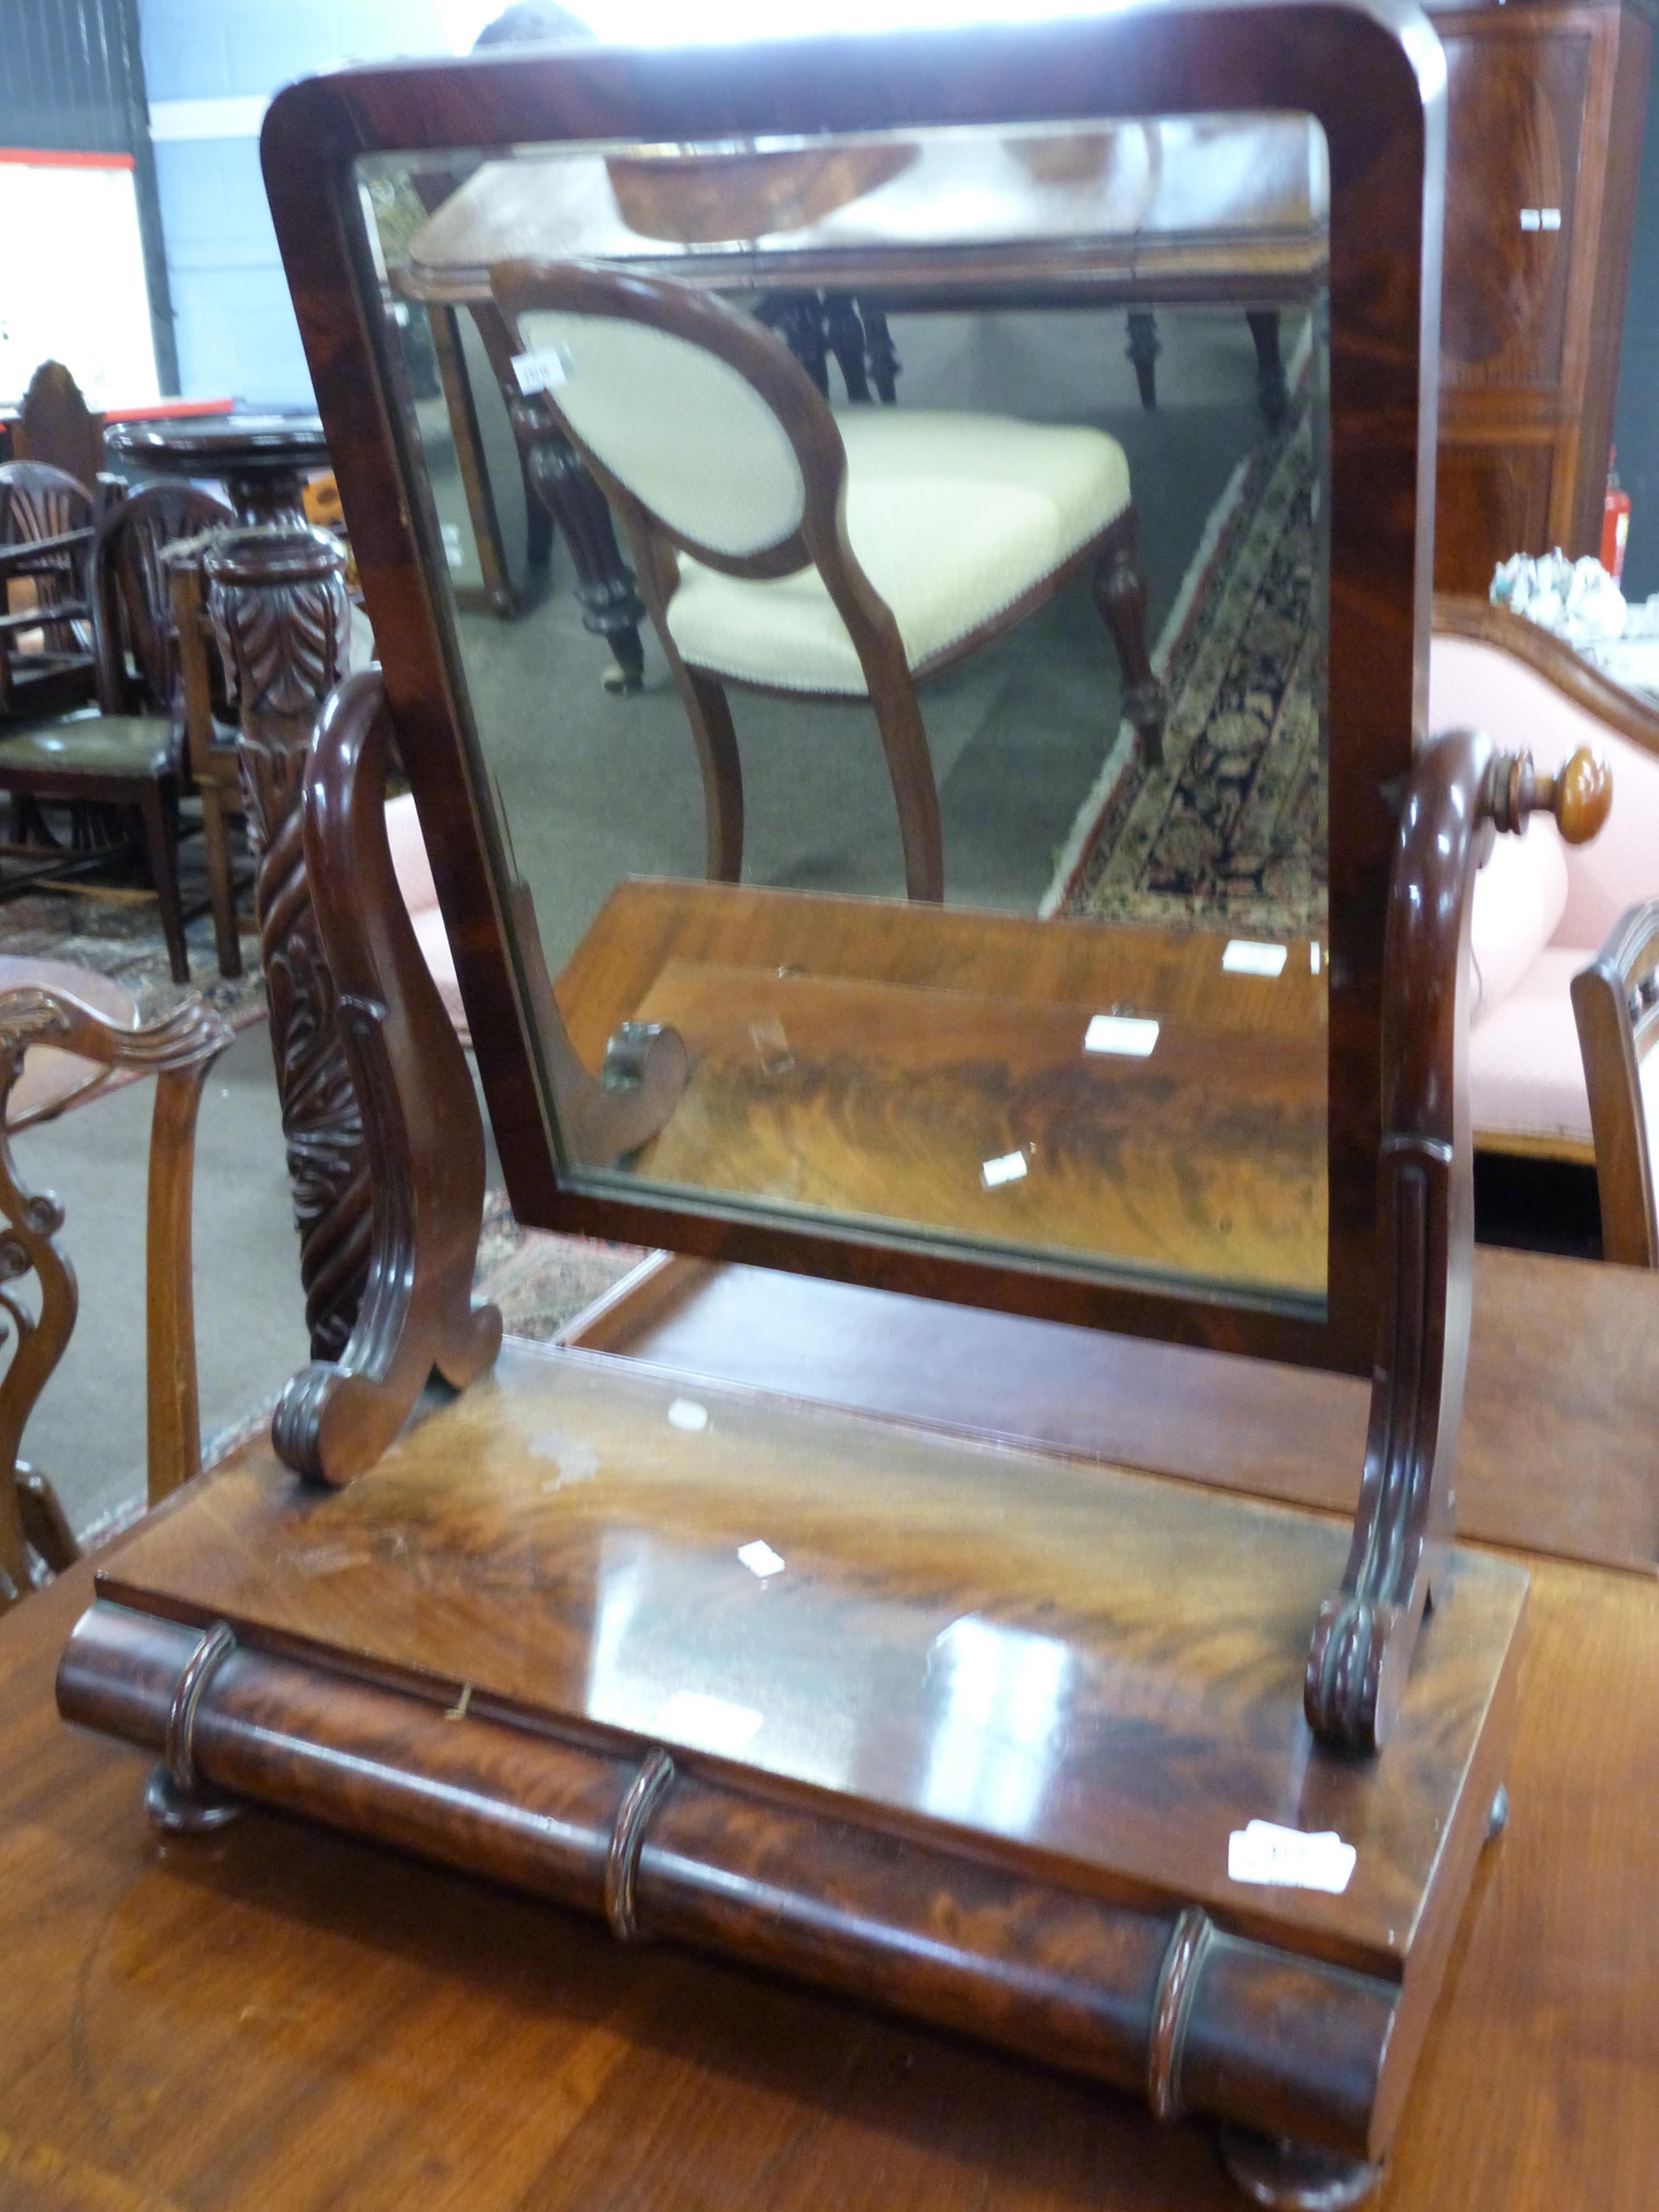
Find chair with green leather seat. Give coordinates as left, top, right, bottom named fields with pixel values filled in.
left=0, top=483, right=234, bottom=983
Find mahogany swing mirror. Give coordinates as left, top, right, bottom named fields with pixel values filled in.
left=55, top=5, right=1614, bottom=2203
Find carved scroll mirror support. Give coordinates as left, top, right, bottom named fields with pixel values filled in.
left=268, top=670, right=504, bottom=1485
left=1306, top=734, right=1609, bottom=1753
left=265, top=665, right=688, bottom=1486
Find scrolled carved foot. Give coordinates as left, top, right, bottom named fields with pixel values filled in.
left=1304, top=1593, right=1416, bottom=1756
left=1218, top=2128, right=1382, bottom=2210
left=145, top=1764, right=243, bottom=1836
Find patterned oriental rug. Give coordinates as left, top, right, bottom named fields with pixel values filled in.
left=1044, top=397, right=1326, bottom=940
left=472, top=1189, right=648, bottom=1342
left=0, top=853, right=267, bottom=1035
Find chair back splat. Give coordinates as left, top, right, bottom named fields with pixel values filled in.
left=0, top=462, right=98, bottom=718
left=93, top=483, right=237, bottom=718
left=1573, top=898, right=1659, bottom=1267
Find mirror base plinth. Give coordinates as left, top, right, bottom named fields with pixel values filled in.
left=61, top=1343, right=1525, bottom=2186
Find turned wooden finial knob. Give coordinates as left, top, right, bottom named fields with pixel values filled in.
left=1536, top=745, right=1613, bottom=844
left=1487, top=744, right=1612, bottom=842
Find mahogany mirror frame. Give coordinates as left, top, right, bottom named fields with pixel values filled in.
left=260, top=0, right=1446, bottom=1377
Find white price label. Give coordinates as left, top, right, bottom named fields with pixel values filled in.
left=1223, top=940, right=1289, bottom=977
left=511, top=346, right=570, bottom=395
left=1084, top=1013, right=1160, bottom=1057
left=981, top=1150, right=1029, bottom=1188
left=1228, top=1819, right=1357, bottom=1895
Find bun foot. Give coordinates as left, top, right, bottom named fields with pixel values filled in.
left=1218, top=2128, right=1382, bottom=2209
left=145, top=1764, right=242, bottom=1836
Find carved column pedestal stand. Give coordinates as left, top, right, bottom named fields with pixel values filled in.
left=206, top=528, right=369, bottom=1365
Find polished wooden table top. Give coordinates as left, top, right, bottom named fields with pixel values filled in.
left=567, top=1243, right=1659, bottom=1577
left=402, top=118, right=1328, bottom=306
left=7, top=1255, right=1658, bottom=2211
left=555, top=880, right=1328, bottom=1301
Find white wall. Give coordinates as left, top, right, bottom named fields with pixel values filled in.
left=137, top=1, right=490, bottom=405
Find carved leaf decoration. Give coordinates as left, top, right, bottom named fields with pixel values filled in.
left=211, top=571, right=348, bottom=720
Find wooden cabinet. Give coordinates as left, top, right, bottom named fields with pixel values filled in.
left=1431, top=0, right=1653, bottom=590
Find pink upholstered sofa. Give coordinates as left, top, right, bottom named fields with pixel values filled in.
left=1436, top=601, right=1659, bottom=1159
left=384, top=792, right=467, bottom=1041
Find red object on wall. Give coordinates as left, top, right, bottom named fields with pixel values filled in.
left=1603, top=448, right=1631, bottom=583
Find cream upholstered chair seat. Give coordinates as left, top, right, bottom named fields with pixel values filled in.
left=493, top=264, right=1163, bottom=901
left=666, top=408, right=1134, bottom=693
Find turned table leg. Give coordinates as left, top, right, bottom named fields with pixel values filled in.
left=469, top=302, right=646, bottom=693
left=1247, top=310, right=1290, bottom=427
left=519, top=429, right=648, bottom=696
left=1126, top=310, right=1161, bottom=410
left=205, top=524, right=368, bottom=1363
left=860, top=303, right=901, bottom=403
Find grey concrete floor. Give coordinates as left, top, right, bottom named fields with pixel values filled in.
left=10, top=1023, right=312, bottom=1540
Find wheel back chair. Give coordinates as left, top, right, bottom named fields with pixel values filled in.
left=0, top=461, right=98, bottom=725
left=492, top=260, right=1166, bottom=901
left=0, top=975, right=231, bottom=1608
left=1573, top=898, right=1659, bottom=1267
left=0, top=481, right=236, bottom=982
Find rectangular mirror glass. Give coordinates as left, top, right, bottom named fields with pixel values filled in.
left=356, top=113, right=1330, bottom=1318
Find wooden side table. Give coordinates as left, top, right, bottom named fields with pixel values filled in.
left=103, top=415, right=332, bottom=526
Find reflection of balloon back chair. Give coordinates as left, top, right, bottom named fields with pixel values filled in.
left=493, top=260, right=1166, bottom=902
left=1572, top=899, right=1659, bottom=1268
